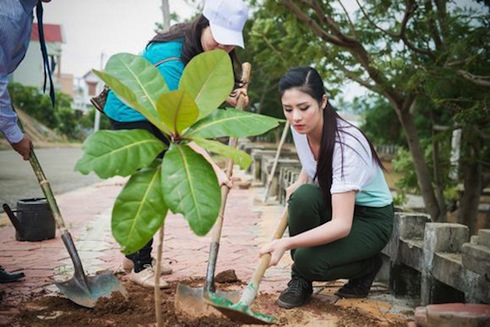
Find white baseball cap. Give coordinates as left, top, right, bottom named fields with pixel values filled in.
left=203, top=0, right=249, bottom=48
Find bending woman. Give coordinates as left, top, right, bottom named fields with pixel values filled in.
left=259, top=67, right=394, bottom=309
left=103, top=0, right=249, bottom=289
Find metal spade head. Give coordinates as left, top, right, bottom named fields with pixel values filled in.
left=175, top=282, right=240, bottom=318
left=206, top=293, right=276, bottom=325
left=55, top=271, right=128, bottom=308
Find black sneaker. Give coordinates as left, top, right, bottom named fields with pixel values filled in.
left=276, top=276, right=313, bottom=309
left=0, top=266, right=25, bottom=283
left=335, top=254, right=383, bottom=298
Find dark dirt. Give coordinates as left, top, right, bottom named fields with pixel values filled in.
left=0, top=274, right=409, bottom=327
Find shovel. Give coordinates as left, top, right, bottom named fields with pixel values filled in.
left=206, top=207, right=289, bottom=324
left=28, top=148, right=128, bottom=308
left=174, top=63, right=251, bottom=317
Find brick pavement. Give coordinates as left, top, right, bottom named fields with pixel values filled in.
left=0, top=170, right=423, bottom=326
left=0, top=172, right=291, bottom=308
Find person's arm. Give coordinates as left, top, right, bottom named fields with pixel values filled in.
left=187, top=141, right=232, bottom=188
left=0, top=74, right=32, bottom=161
left=0, top=3, right=34, bottom=160
left=259, top=191, right=356, bottom=266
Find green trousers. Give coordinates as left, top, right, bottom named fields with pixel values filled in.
left=288, top=184, right=394, bottom=282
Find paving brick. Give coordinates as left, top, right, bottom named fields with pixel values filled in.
left=415, top=303, right=490, bottom=327
left=0, top=172, right=417, bottom=325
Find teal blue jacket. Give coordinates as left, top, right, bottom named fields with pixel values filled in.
left=104, top=40, right=185, bottom=122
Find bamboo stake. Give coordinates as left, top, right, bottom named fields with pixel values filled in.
left=263, top=121, right=290, bottom=203
left=155, top=223, right=165, bottom=327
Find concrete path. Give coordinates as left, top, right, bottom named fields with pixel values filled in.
left=0, top=147, right=102, bottom=214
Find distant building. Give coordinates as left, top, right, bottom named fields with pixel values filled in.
left=59, top=73, right=75, bottom=97
left=11, top=23, right=65, bottom=94
left=83, top=70, right=101, bottom=98
left=72, top=70, right=103, bottom=114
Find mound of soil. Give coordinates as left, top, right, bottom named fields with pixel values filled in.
left=1, top=274, right=409, bottom=327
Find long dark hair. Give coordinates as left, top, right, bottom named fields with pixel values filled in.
left=148, top=14, right=241, bottom=85
left=278, top=67, right=384, bottom=197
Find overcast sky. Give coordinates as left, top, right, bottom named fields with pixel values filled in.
left=42, top=0, right=197, bottom=78
left=40, top=0, right=374, bottom=102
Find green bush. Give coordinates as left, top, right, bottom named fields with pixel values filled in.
left=7, top=82, right=106, bottom=141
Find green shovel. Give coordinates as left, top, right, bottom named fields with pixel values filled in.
left=206, top=207, right=289, bottom=324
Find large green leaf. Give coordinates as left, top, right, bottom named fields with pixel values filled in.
left=105, top=53, right=169, bottom=112
left=184, top=108, right=282, bottom=139
left=192, top=138, right=252, bottom=170
left=179, top=50, right=234, bottom=120
left=75, top=130, right=166, bottom=178
left=156, top=89, right=199, bottom=135
left=161, top=144, right=220, bottom=236
left=93, top=70, right=171, bottom=135
left=112, top=162, right=167, bottom=254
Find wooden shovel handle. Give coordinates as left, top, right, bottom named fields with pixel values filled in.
left=216, top=61, right=252, bottom=233
left=238, top=207, right=289, bottom=306
left=14, top=110, right=67, bottom=231
left=264, top=121, right=290, bottom=202
left=204, top=63, right=252, bottom=292
left=28, top=143, right=67, bottom=232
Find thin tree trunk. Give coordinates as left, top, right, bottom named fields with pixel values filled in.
left=459, top=137, right=482, bottom=235
left=161, top=0, right=170, bottom=32
left=398, top=108, right=441, bottom=221
left=432, top=127, right=447, bottom=220
left=154, top=223, right=165, bottom=327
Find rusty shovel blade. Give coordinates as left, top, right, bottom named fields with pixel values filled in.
left=56, top=271, right=128, bottom=308
left=24, top=126, right=128, bottom=308
left=55, top=232, right=128, bottom=308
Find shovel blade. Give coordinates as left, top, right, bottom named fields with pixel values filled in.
left=175, top=283, right=240, bottom=318
left=56, top=271, right=128, bottom=308
left=206, top=294, right=276, bottom=325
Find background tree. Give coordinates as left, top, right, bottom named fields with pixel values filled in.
left=245, top=0, right=489, bottom=231
left=7, top=83, right=87, bottom=141
left=354, top=96, right=405, bottom=146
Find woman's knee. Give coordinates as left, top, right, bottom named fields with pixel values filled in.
left=287, top=184, right=327, bottom=234
left=292, top=248, right=321, bottom=280
left=288, top=184, right=323, bottom=212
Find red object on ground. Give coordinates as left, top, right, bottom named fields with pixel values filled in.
left=414, top=303, right=490, bottom=327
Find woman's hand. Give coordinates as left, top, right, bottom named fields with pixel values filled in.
left=226, top=87, right=249, bottom=108
left=259, top=239, right=288, bottom=267
left=216, top=167, right=233, bottom=189
left=187, top=142, right=232, bottom=188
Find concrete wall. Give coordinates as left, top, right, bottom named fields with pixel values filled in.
left=383, top=213, right=490, bottom=305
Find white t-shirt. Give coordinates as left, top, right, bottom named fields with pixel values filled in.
left=291, top=120, right=392, bottom=207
